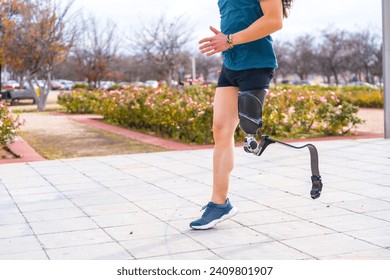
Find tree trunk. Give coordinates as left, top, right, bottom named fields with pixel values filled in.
left=0, top=64, right=2, bottom=92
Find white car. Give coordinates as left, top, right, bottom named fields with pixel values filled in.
left=144, top=80, right=158, bottom=88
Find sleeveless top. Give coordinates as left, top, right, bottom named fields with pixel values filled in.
left=218, top=0, right=277, bottom=70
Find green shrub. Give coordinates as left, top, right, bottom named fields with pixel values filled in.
left=58, top=89, right=101, bottom=114
left=72, top=83, right=89, bottom=90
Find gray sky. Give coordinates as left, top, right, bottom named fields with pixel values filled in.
left=74, top=0, right=383, bottom=49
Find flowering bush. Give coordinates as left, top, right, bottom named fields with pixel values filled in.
left=58, top=84, right=364, bottom=144
left=97, top=85, right=215, bottom=143
left=262, top=87, right=363, bottom=137
left=58, top=90, right=101, bottom=114
left=0, top=102, right=24, bottom=147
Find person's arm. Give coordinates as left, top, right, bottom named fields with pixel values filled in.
left=199, top=0, right=283, bottom=56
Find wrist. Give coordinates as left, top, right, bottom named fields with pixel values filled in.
left=226, top=34, right=234, bottom=49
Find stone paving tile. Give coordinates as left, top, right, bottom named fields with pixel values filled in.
left=282, top=233, right=380, bottom=258
left=231, top=209, right=300, bottom=227
left=148, top=206, right=199, bottom=222
left=11, top=192, right=67, bottom=204
left=332, top=198, right=390, bottom=213
left=53, top=182, right=106, bottom=192
left=144, top=250, right=222, bottom=260
left=344, top=226, right=390, bottom=248
left=70, top=193, right=128, bottom=207
left=364, top=209, right=390, bottom=222
left=310, top=213, right=390, bottom=232
left=0, top=250, right=48, bottom=260
left=46, top=242, right=133, bottom=260
left=167, top=218, right=241, bottom=232
left=279, top=204, right=354, bottom=220
left=0, top=236, right=43, bottom=256
left=211, top=241, right=312, bottom=260
left=0, top=212, right=26, bottom=226
left=22, top=207, right=86, bottom=222
left=80, top=202, right=142, bottom=216
left=0, top=223, right=33, bottom=239
left=186, top=227, right=271, bottom=249
left=16, top=199, right=76, bottom=213
left=252, top=220, right=336, bottom=240
left=29, top=217, right=99, bottom=235
left=104, top=222, right=181, bottom=242
left=346, top=186, right=390, bottom=199
left=132, top=197, right=197, bottom=211
left=37, top=229, right=114, bottom=249
left=91, top=212, right=161, bottom=228
left=7, top=185, right=58, bottom=196
left=119, top=234, right=207, bottom=259
left=321, top=248, right=390, bottom=260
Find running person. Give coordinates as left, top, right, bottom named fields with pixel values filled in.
left=190, top=0, right=294, bottom=230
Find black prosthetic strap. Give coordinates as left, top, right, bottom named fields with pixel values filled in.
left=238, top=90, right=267, bottom=135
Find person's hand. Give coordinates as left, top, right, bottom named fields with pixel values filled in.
left=199, top=26, right=230, bottom=56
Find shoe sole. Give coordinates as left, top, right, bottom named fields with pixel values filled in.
left=190, top=207, right=238, bottom=230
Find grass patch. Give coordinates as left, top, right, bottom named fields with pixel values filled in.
left=19, top=123, right=166, bottom=160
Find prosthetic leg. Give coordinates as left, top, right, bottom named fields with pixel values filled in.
left=238, top=90, right=323, bottom=199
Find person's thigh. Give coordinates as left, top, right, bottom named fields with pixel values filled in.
left=213, top=86, right=239, bottom=137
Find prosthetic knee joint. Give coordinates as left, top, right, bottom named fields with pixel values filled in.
left=238, top=89, right=267, bottom=153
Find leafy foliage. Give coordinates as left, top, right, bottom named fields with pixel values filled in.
left=58, top=85, right=368, bottom=144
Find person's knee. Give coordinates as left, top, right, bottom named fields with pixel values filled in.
left=212, top=120, right=236, bottom=143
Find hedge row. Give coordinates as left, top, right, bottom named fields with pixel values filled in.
left=58, top=84, right=368, bottom=144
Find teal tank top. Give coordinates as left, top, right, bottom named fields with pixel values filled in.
left=218, top=0, right=277, bottom=70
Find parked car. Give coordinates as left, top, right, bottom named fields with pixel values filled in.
left=346, top=81, right=376, bottom=88
left=293, top=80, right=313, bottom=85
left=144, top=80, right=158, bottom=88
left=130, top=81, right=145, bottom=87
left=1, top=87, right=35, bottom=105
left=51, top=80, right=65, bottom=90
left=59, top=80, right=75, bottom=90
left=1, top=80, right=20, bottom=90
left=99, top=81, right=116, bottom=89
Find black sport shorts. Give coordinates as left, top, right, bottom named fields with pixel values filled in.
left=217, top=64, right=274, bottom=91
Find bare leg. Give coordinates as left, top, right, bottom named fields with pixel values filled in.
left=211, top=86, right=239, bottom=204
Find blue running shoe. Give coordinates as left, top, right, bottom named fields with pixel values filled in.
left=189, top=198, right=238, bottom=230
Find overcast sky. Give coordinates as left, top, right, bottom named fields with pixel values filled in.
left=74, top=0, right=383, bottom=50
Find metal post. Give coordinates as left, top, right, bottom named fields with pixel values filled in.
left=383, top=0, right=390, bottom=138
left=192, top=56, right=196, bottom=81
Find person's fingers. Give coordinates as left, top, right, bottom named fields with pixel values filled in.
left=199, top=36, right=213, bottom=44
left=199, top=42, right=212, bottom=51
left=209, top=26, right=220, bottom=35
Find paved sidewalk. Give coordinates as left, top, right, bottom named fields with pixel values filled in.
left=0, top=138, right=390, bottom=260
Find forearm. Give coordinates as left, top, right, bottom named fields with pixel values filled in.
left=232, top=16, right=283, bottom=45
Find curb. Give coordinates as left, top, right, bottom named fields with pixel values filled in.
left=0, top=136, right=46, bottom=164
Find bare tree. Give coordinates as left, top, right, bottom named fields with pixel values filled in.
left=131, top=15, right=192, bottom=87
left=273, top=39, right=292, bottom=84
left=370, top=43, right=383, bottom=85
left=347, top=29, right=381, bottom=83
left=195, top=53, right=222, bottom=82
left=0, top=0, right=25, bottom=90
left=73, top=16, right=118, bottom=88
left=4, top=0, right=76, bottom=111
left=288, top=34, right=317, bottom=81
left=316, top=28, right=350, bottom=85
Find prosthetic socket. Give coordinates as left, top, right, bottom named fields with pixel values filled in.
left=238, top=89, right=267, bottom=153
